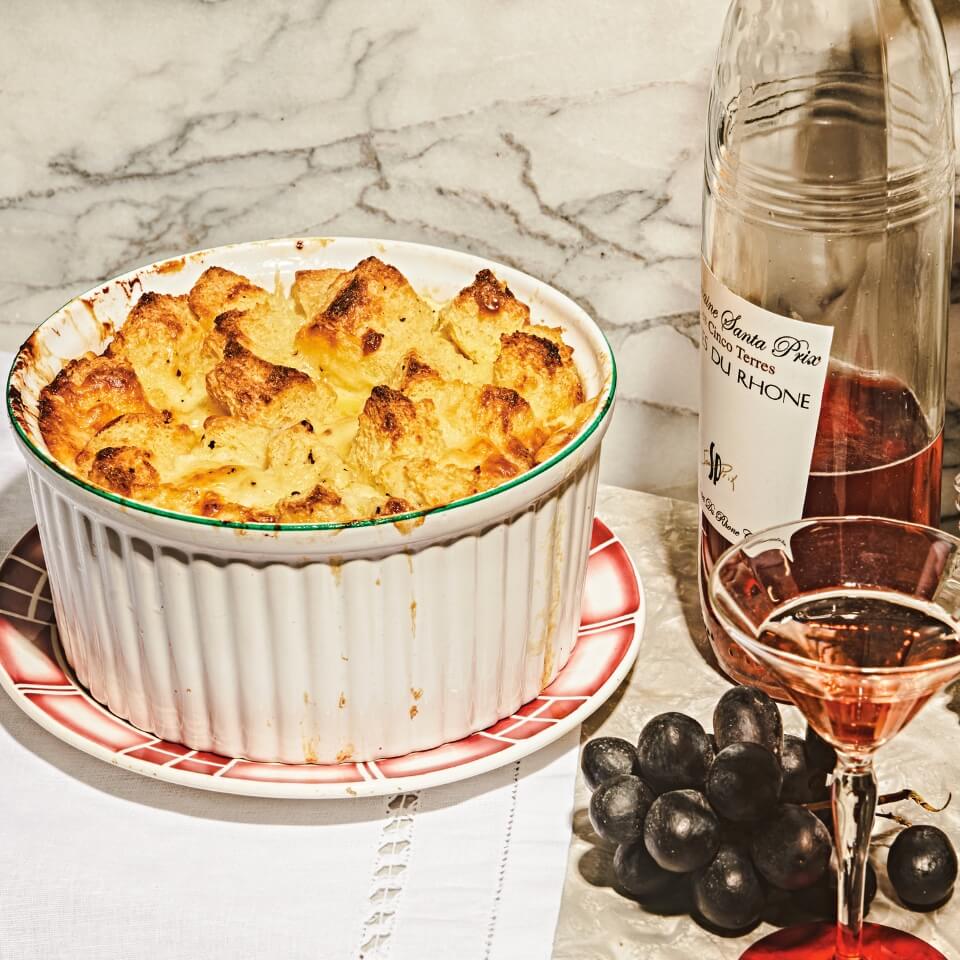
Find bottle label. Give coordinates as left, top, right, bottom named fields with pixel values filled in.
left=699, top=258, right=834, bottom=541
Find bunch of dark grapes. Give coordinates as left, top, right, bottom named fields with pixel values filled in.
left=582, top=685, right=958, bottom=935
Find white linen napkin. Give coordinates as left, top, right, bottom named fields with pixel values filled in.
left=0, top=351, right=579, bottom=960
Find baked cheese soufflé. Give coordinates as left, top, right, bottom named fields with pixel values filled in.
left=36, top=257, right=597, bottom=524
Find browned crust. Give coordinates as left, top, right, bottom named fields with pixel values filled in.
left=493, top=329, right=584, bottom=426
left=361, top=328, right=384, bottom=355
left=155, top=257, right=186, bottom=274
left=187, top=489, right=279, bottom=523
left=38, top=354, right=154, bottom=464
left=88, top=446, right=160, bottom=497
left=188, top=266, right=269, bottom=328
left=277, top=483, right=346, bottom=522
left=468, top=268, right=516, bottom=314
left=290, top=268, right=344, bottom=320
left=499, top=331, right=564, bottom=371
left=478, top=384, right=529, bottom=425
left=206, top=339, right=315, bottom=420
left=361, top=386, right=417, bottom=442
left=34, top=258, right=591, bottom=523
left=109, top=292, right=194, bottom=350
left=326, top=275, right=365, bottom=321
left=396, top=352, right=439, bottom=392
left=479, top=452, right=521, bottom=479
left=7, top=386, right=26, bottom=430
left=213, top=309, right=247, bottom=338
left=301, top=257, right=422, bottom=339
left=437, top=269, right=530, bottom=365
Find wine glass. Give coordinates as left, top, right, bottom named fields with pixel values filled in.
left=708, top=516, right=960, bottom=960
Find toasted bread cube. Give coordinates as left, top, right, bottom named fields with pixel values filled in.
left=393, top=345, right=476, bottom=396
left=394, top=352, right=544, bottom=465
left=438, top=270, right=529, bottom=368
left=199, top=416, right=271, bottom=468
left=88, top=446, right=162, bottom=498
left=375, top=457, right=480, bottom=510
left=493, top=329, right=584, bottom=425
left=393, top=352, right=442, bottom=394
left=266, top=420, right=342, bottom=474
left=534, top=403, right=596, bottom=463
left=188, top=266, right=271, bottom=329
left=205, top=295, right=307, bottom=370
left=394, top=355, right=476, bottom=452
left=294, top=257, right=436, bottom=395
left=473, top=385, right=545, bottom=467
left=77, top=411, right=197, bottom=479
left=206, top=339, right=336, bottom=430
left=107, top=292, right=210, bottom=412
left=295, top=258, right=432, bottom=333
left=391, top=335, right=476, bottom=387
left=348, top=385, right=444, bottom=476
left=158, top=463, right=277, bottom=521
left=375, top=449, right=532, bottom=509
left=291, top=269, right=346, bottom=320
left=38, top=353, right=154, bottom=465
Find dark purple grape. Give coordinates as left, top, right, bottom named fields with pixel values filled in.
left=706, top=742, right=783, bottom=822
left=636, top=712, right=714, bottom=792
left=781, top=734, right=829, bottom=804
left=644, top=789, right=721, bottom=873
left=692, top=842, right=765, bottom=931
left=765, top=862, right=876, bottom=925
left=751, top=804, right=832, bottom=891
left=581, top=737, right=640, bottom=791
left=613, top=838, right=681, bottom=901
left=888, top=825, right=957, bottom=909
left=713, top=685, right=783, bottom=759
left=804, top=725, right=837, bottom=774
left=812, top=803, right=833, bottom=834
left=588, top=774, right=655, bottom=846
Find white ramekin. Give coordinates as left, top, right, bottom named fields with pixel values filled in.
left=6, top=237, right=616, bottom=764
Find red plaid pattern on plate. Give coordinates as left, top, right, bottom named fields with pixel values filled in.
left=0, top=519, right=643, bottom=799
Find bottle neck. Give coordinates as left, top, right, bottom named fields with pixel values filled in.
left=705, top=0, right=954, bottom=234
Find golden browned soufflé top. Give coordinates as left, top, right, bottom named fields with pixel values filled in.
left=37, top=257, right=596, bottom=523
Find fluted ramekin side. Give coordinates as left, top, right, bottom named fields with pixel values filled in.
left=20, top=443, right=602, bottom=763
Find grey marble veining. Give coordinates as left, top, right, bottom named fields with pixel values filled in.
left=1, top=0, right=959, bottom=511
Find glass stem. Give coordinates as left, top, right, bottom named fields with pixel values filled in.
left=832, top=752, right=877, bottom=960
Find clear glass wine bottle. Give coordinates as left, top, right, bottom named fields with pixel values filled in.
left=699, top=0, right=955, bottom=697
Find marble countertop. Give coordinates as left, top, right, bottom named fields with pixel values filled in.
left=554, top=485, right=960, bottom=958
left=2, top=0, right=959, bottom=513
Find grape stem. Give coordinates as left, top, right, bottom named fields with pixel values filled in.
left=876, top=811, right=914, bottom=827
left=804, top=788, right=951, bottom=814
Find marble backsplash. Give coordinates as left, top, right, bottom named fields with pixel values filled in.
left=1, top=0, right=959, bottom=515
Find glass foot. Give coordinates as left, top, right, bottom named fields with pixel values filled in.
left=740, top=921, right=946, bottom=959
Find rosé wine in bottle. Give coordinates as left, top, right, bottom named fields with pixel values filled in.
left=699, top=0, right=954, bottom=697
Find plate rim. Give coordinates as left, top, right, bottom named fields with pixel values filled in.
left=0, top=520, right=643, bottom=799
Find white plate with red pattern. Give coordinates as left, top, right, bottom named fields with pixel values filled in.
left=0, top=518, right=642, bottom=799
